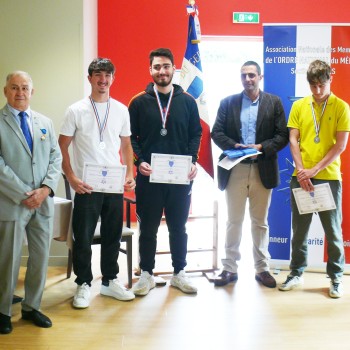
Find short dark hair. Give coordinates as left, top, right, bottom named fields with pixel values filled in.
left=149, top=48, right=174, bottom=66
left=307, top=60, right=331, bottom=84
left=88, top=58, right=115, bottom=76
left=242, top=61, right=261, bottom=75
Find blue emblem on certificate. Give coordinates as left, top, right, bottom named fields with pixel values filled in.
left=101, top=169, right=108, bottom=184
left=168, top=160, right=174, bottom=174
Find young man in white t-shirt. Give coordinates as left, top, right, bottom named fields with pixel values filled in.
left=59, top=58, right=136, bottom=308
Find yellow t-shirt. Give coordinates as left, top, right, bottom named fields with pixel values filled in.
left=287, top=93, right=350, bottom=180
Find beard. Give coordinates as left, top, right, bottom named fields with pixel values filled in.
left=152, top=72, right=174, bottom=87
left=156, top=80, right=171, bottom=87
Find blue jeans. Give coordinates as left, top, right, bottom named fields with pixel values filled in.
left=290, top=177, right=344, bottom=281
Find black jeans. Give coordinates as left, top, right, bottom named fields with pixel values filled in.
left=72, top=192, right=124, bottom=285
left=136, top=174, right=193, bottom=274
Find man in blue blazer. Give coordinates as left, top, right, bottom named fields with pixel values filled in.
left=211, top=61, right=288, bottom=288
left=0, top=71, right=62, bottom=334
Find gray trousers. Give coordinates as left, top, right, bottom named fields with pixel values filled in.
left=289, top=177, right=344, bottom=281
left=0, top=210, right=52, bottom=316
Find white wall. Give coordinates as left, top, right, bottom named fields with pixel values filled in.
left=0, top=0, right=97, bottom=265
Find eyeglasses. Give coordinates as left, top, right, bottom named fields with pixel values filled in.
left=241, top=73, right=257, bottom=79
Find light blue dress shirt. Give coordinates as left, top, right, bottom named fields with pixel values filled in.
left=240, top=92, right=259, bottom=145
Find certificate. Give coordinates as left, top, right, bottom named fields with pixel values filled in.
left=150, top=153, right=192, bottom=185
left=82, top=163, right=126, bottom=193
left=292, top=183, right=336, bottom=215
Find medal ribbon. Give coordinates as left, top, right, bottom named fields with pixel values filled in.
left=89, top=96, right=110, bottom=143
left=310, top=95, right=329, bottom=141
left=153, top=85, right=174, bottom=130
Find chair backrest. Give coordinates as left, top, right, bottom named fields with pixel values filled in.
left=62, top=174, right=73, bottom=201
left=62, top=174, right=103, bottom=240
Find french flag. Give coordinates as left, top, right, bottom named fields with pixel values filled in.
left=179, top=4, right=214, bottom=178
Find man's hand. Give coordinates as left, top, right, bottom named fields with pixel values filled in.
left=139, top=162, right=152, bottom=176
left=297, top=168, right=319, bottom=183
left=68, top=174, right=93, bottom=194
left=234, top=143, right=247, bottom=149
left=124, top=177, right=136, bottom=192
left=246, top=143, right=263, bottom=152
left=297, top=169, right=316, bottom=192
left=298, top=178, right=315, bottom=192
left=188, top=163, right=198, bottom=181
left=22, top=187, right=50, bottom=209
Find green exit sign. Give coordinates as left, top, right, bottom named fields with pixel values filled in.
left=233, top=12, right=260, bottom=24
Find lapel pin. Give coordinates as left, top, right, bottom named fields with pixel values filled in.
left=40, top=128, right=47, bottom=140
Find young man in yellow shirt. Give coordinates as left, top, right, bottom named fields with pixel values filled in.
left=279, top=60, right=350, bottom=298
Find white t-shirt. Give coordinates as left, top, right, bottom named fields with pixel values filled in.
left=60, top=97, right=131, bottom=179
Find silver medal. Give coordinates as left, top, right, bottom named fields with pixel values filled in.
left=310, top=96, right=329, bottom=146
left=160, top=128, right=167, bottom=136
left=99, top=141, right=106, bottom=149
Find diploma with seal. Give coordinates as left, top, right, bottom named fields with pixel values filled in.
left=292, top=183, right=336, bottom=215
left=82, top=162, right=126, bottom=193
left=150, top=153, right=192, bottom=185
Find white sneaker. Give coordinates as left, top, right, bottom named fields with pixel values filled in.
left=278, top=275, right=304, bottom=291
left=170, top=270, right=197, bottom=294
left=329, top=281, right=344, bottom=298
left=100, top=279, right=135, bottom=301
left=73, top=283, right=91, bottom=308
left=132, top=271, right=156, bottom=296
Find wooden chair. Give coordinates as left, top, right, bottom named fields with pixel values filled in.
left=63, top=175, right=135, bottom=288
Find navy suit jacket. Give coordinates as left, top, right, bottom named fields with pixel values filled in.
left=211, top=91, right=289, bottom=190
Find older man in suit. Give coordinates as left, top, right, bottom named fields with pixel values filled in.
left=211, top=61, right=288, bottom=288
left=0, top=71, right=62, bottom=334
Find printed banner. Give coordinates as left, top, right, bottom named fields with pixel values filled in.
left=263, top=24, right=350, bottom=269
